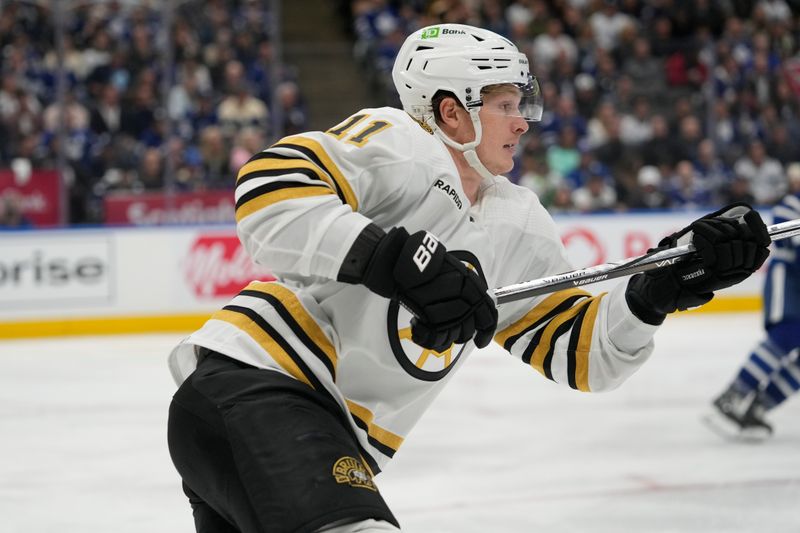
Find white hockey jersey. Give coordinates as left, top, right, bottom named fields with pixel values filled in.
left=168, top=107, right=658, bottom=473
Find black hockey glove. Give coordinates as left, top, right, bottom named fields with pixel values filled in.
left=338, top=224, right=498, bottom=352
left=626, top=203, right=770, bottom=325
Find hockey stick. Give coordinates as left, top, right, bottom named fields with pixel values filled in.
left=493, top=218, right=800, bottom=305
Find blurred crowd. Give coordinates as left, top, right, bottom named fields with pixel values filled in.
left=3, top=1, right=800, bottom=226
left=0, top=0, right=307, bottom=224
left=347, top=0, right=800, bottom=213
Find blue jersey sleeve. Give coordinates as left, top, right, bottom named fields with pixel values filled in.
left=763, top=192, right=800, bottom=326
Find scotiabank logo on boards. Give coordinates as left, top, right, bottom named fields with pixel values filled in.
left=184, top=234, right=274, bottom=298
left=560, top=226, right=656, bottom=268
left=561, top=227, right=606, bottom=267
left=0, top=237, right=112, bottom=305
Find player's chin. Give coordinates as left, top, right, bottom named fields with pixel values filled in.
left=493, top=156, right=515, bottom=175
left=481, top=151, right=514, bottom=175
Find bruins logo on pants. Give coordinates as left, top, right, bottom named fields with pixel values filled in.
left=332, top=457, right=377, bottom=491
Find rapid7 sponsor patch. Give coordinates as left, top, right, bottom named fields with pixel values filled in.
left=433, top=179, right=463, bottom=209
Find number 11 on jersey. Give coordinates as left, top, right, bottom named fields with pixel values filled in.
left=326, top=114, right=393, bottom=147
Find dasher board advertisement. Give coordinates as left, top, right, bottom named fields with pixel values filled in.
left=0, top=233, right=113, bottom=306
left=0, top=210, right=767, bottom=331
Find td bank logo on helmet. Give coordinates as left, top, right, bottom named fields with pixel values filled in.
left=420, top=27, right=466, bottom=39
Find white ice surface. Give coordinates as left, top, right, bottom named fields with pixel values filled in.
left=1, top=313, right=798, bottom=533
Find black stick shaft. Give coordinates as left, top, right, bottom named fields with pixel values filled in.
left=493, top=218, right=800, bottom=305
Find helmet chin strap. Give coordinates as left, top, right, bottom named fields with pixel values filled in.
left=427, top=108, right=496, bottom=181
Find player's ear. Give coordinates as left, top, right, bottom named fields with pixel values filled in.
left=437, top=96, right=463, bottom=130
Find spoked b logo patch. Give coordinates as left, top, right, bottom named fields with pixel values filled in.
left=387, top=300, right=467, bottom=381
left=386, top=250, right=485, bottom=382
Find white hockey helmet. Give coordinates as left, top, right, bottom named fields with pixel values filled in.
left=391, top=24, right=542, bottom=179
left=391, top=24, right=543, bottom=125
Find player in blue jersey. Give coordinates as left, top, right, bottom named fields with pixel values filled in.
left=704, top=164, right=800, bottom=440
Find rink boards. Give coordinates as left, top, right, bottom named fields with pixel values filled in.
left=0, top=210, right=766, bottom=339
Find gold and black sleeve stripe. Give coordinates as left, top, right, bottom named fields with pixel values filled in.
left=235, top=181, right=334, bottom=223
left=271, top=135, right=359, bottom=211
left=565, top=296, right=602, bottom=392
left=523, top=296, right=597, bottom=386
left=236, top=152, right=330, bottom=186
left=495, top=288, right=590, bottom=351
left=234, top=134, right=359, bottom=222
left=495, top=288, right=604, bottom=392
left=235, top=153, right=338, bottom=223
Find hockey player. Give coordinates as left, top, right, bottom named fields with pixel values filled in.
left=704, top=163, right=800, bottom=441
left=166, top=24, right=770, bottom=533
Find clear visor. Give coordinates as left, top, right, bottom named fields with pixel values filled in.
left=478, top=75, right=543, bottom=122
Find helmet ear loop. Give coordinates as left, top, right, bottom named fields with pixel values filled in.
left=467, top=107, right=483, bottom=148
left=430, top=107, right=494, bottom=180
left=462, top=108, right=495, bottom=180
